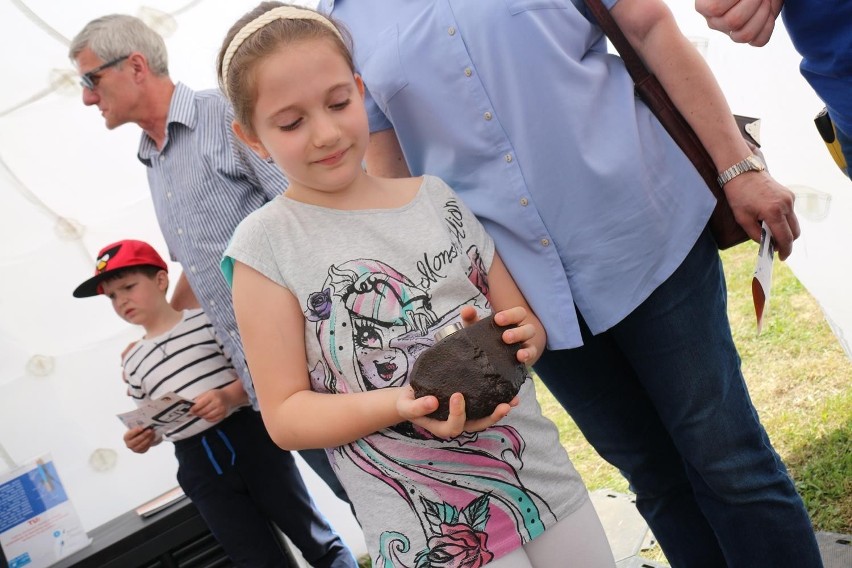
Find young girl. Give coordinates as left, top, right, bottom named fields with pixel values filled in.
left=217, top=4, right=615, bottom=567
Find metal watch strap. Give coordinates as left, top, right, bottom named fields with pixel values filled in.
left=717, top=154, right=765, bottom=187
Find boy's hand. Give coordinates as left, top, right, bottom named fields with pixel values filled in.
left=123, top=426, right=159, bottom=454
left=191, top=391, right=229, bottom=423
left=397, top=387, right=517, bottom=439
left=461, top=305, right=540, bottom=364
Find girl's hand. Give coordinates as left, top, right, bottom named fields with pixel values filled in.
left=460, top=305, right=540, bottom=364
left=397, top=387, right=517, bottom=439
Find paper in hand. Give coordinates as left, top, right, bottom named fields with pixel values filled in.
left=117, top=391, right=195, bottom=434
left=752, top=221, right=775, bottom=334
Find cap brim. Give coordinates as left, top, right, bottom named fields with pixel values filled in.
left=73, top=272, right=110, bottom=298
left=72, top=263, right=165, bottom=298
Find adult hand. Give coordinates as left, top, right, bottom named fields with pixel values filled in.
left=695, top=0, right=783, bottom=46
left=191, top=390, right=229, bottom=423
left=723, top=170, right=800, bottom=260
left=123, top=426, right=160, bottom=454
left=397, top=387, right=517, bottom=439
left=460, top=305, right=540, bottom=365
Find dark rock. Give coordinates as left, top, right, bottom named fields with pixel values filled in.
left=409, top=315, right=527, bottom=420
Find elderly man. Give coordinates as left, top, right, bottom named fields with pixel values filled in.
left=70, top=14, right=355, bottom=567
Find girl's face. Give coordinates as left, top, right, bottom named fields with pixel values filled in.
left=236, top=38, right=369, bottom=204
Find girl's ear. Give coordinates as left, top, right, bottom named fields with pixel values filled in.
left=232, top=120, right=269, bottom=160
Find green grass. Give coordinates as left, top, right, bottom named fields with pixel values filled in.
left=536, top=243, right=852, bottom=562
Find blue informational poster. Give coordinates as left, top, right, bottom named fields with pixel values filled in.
left=0, top=455, right=90, bottom=568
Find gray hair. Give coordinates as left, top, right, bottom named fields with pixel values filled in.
left=69, top=14, right=169, bottom=76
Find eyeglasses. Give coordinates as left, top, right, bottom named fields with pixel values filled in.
left=79, top=55, right=130, bottom=90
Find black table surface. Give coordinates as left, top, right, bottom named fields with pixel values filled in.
left=49, top=495, right=208, bottom=568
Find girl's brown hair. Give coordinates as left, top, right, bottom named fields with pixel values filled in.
left=216, top=2, right=354, bottom=135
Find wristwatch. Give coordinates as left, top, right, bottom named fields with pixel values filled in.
left=717, top=154, right=766, bottom=187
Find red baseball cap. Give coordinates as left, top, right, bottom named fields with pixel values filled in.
left=73, top=239, right=168, bottom=298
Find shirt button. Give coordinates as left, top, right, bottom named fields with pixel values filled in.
left=166, top=192, right=173, bottom=198
left=520, top=197, right=529, bottom=206
left=177, top=228, right=183, bottom=235
left=190, top=265, right=197, bottom=273
left=505, top=154, right=513, bottom=163
left=209, top=300, right=216, bottom=307
left=483, top=111, right=493, bottom=121
left=464, top=68, right=472, bottom=77
left=540, top=239, right=550, bottom=247
left=159, top=155, right=165, bottom=162
left=448, top=26, right=456, bottom=36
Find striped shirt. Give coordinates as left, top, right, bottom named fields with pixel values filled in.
left=137, top=82, right=288, bottom=407
left=122, top=309, right=248, bottom=441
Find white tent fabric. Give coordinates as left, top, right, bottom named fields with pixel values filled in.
left=0, top=0, right=848, bottom=558
left=0, top=0, right=367, bottom=557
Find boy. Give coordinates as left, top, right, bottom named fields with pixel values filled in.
left=73, top=239, right=356, bottom=568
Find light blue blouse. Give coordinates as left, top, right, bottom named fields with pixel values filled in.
left=138, top=83, right=287, bottom=405
left=326, top=0, right=716, bottom=349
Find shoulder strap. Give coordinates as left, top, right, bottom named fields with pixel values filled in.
left=581, top=0, right=749, bottom=248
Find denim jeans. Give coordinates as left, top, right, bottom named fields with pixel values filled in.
left=534, top=229, right=823, bottom=568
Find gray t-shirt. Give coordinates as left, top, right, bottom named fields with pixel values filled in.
left=224, top=175, right=587, bottom=565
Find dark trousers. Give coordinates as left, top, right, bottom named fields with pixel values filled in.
left=174, top=409, right=357, bottom=568
left=534, top=229, right=822, bottom=568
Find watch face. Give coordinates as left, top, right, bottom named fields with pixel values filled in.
left=746, top=155, right=766, bottom=171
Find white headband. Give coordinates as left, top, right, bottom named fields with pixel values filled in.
left=221, top=6, right=344, bottom=98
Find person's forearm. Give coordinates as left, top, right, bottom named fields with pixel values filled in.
left=365, top=129, right=411, bottom=178
left=170, top=272, right=201, bottom=310
left=613, top=0, right=751, bottom=171
left=221, top=380, right=249, bottom=409
left=261, top=387, right=407, bottom=450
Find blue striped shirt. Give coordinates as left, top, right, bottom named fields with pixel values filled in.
left=138, top=83, right=288, bottom=406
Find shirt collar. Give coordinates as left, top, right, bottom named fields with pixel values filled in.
left=137, top=82, right=197, bottom=166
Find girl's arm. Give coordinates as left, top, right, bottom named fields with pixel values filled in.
left=611, top=0, right=799, bottom=259
left=233, top=260, right=494, bottom=449
left=485, top=252, right=546, bottom=366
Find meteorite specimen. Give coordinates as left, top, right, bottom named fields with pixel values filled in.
left=409, top=315, right=528, bottom=420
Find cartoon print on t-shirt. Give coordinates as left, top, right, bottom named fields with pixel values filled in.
left=303, top=257, right=556, bottom=568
